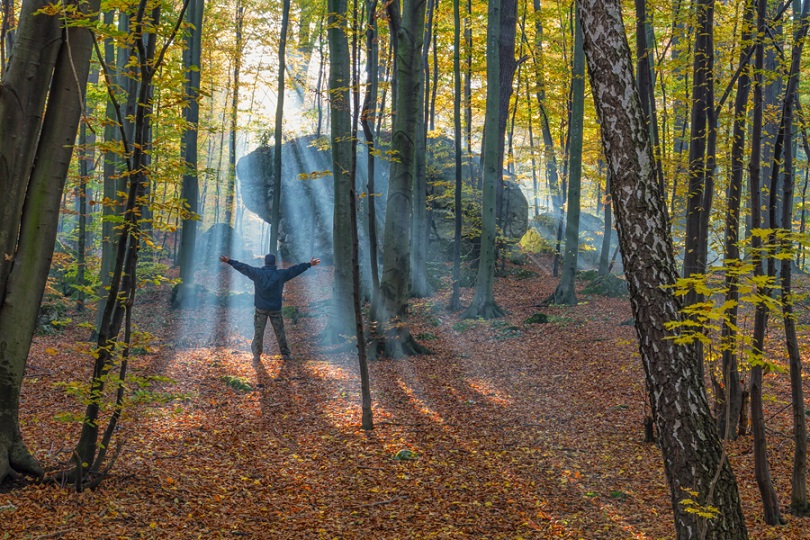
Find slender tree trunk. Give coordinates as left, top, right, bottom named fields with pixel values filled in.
left=577, top=1, right=748, bottom=537
left=464, top=0, right=472, bottom=160
left=0, top=0, right=15, bottom=72
left=269, top=0, right=291, bottom=255
left=748, top=0, right=783, bottom=525
left=635, top=0, right=666, bottom=204
left=526, top=79, right=539, bottom=217
left=779, top=0, right=809, bottom=516
left=682, top=0, right=713, bottom=291
left=96, top=9, right=133, bottom=330
left=76, top=67, right=99, bottom=312
left=323, top=0, right=356, bottom=343
left=225, top=2, right=243, bottom=228
left=175, top=0, right=204, bottom=308
left=462, top=0, right=508, bottom=320
left=75, top=0, right=191, bottom=476
left=598, top=172, right=612, bottom=276
left=361, top=0, right=381, bottom=318
left=548, top=4, right=584, bottom=306
left=449, top=0, right=463, bottom=311
left=349, top=0, right=373, bottom=430
left=532, top=0, right=562, bottom=225
left=718, top=0, right=753, bottom=441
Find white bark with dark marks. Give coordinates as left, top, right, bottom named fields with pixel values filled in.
left=576, top=1, right=747, bottom=538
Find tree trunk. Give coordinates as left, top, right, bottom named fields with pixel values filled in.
left=576, top=1, right=748, bottom=537
left=269, top=0, right=291, bottom=255
left=75, top=0, right=191, bottom=477
left=598, top=172, right=612, bottom=276
left=323, top=0, right=356, bottom=344
left=0, top=0, right=15, bottom=71
left=635, top=0, right=666, bottom=204
left=97, top=9, right=133, bottom=330
left=449, top=0, right=463, bottom=312
left=462, top=0, right=508, bottom=320
left=349, top=0, right=373, bottom=430
left=0, top=0, right=101, bottom=484
left=494, top=0, right=517, bottom=225
left=682, top=0, right=713, bottom=294
left=748, top=0, right=783, bottom=526
left=781, top=2, right=810, bottom=516
left=548, top=4, right=584, bottom=306
left=225, top=2, right=243, bottom=228
left=718, top=0, right=753, bottom=440
left=373, top=0, right=430, bottom=358
left=0, top=0, right=61, bottom=306
left=532, top=0, right=562, bottom=246
left=464, top=0, right=472, bottom=160
left=175, top=0, right=205, bottom=308
left=410, top=0, right=435, bottom=299
left=76, top=67, right=99, bottom=312
left=361, top=0, right=381, bottom=318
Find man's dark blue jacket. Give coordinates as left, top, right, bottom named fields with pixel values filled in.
left=227, top=259, right=311, bottom=311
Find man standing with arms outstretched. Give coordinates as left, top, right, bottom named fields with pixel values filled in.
left=220, top=253, right=320, bottom=361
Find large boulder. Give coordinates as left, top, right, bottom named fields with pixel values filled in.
left=531, top=211, right=622, bottom=271
left=236, top=134, right=529, bottom=263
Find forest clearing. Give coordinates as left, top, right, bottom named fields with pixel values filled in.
left=1, top=257, right=808, bottom=539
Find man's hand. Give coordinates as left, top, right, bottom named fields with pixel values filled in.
left=310, top=257, right=321, bottom=267
left=219, top=255, right=229, bottom=263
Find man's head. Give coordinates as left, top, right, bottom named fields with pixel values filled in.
left=264, top=253, right=276, bottom=266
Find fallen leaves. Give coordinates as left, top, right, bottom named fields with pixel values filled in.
left=2, top=257, right=809, bottom=538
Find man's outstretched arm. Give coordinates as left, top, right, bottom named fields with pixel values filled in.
left=219, top=255, right=261, bottom=281
left=282, top=257, right=321, bottom=281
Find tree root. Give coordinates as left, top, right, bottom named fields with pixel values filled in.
left=462, top=300, right=505, bottom=320
left=0, top=438, right=44, bottom=484
left=542, top=286, right=577, bottom=307
left=790, top=501, right=810, bottom=517
left=49, top=440, right=125, bottom=491
left=318, top=321, right=355, bottom=347
left=367, top=326, right=430, bottom=360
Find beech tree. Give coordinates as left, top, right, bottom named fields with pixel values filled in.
left=269, top=0, right=291, bottom=253
left=175, top=0, right=206, bottom=308
left=0, top=0, right=101, bottom=483
left=373, top=0, right=430, bottom=357
left=463, top=0, right=513, bottom=320
left=718, top=0, right=753, bottom=440
left=323, top=0, right=356, bottom=343
left=576, top=0, right=748, bottom=537
left=547, top=4, right=584, bottom=306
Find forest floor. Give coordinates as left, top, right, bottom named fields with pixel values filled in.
left=2, top=254, right=810, bottom=539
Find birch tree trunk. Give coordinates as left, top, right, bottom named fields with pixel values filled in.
left=576, top=1, right=748, bottom=537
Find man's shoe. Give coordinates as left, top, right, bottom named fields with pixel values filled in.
left=252, top=355, right=261, bottom=363
left=282, top=355, right=293, bottom=361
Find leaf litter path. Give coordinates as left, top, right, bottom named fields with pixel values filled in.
left=3, top=257, right=810, bottom=539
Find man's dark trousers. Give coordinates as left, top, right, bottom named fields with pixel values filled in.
left=253, top=309, right=290, bottom=360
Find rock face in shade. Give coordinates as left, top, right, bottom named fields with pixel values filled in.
left=236, top=134, right=528, bottom=263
